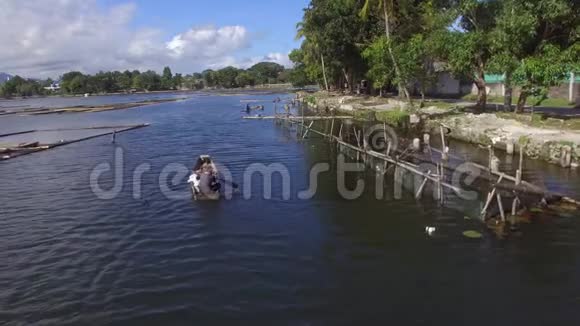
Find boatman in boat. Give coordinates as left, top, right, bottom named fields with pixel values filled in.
left=189, top=156, right=221, bottom=197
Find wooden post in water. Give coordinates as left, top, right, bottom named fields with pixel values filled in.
left=383, top=122, right=389, bottom=170
left=412, top=138, right=421, bottom=151
left=561, top=146, right=572, bottom=168
left=301, top=102, right=305, bottom=136
left=440, top=125, right=448, bottom=161
left=330, top=119, right=335, bottom=141
left=439, top=163, right=445, bottom=204
left=511, top=144, right=525, bottom=227
left=497, top=193, right=506, bottom=222
left=394, top=165, right=403, bottom=200
left=423, top=133, right=430, bottom=146
left=506, top=141, right=514, bottom=156
left=517, top=144, right=524, bottom=184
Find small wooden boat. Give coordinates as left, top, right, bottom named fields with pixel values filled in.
left=188, top=155, right=221, bottom=200
left=17, top=141, right=40, bottom=148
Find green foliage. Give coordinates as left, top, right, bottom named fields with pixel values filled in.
left=305, top=95, right=317, bottom=106
left=173, top=73, right=183, bottom=89
left=375, top=109, right=409, bottom=125
left=362, top=36, right=392, bottom=90
left=287, top=49, right=315, bottom=87
left=0, top=75, right=45, bottom=97
left=235, top=71, right=256, bottom=88
left=248, top=62, right=284, bottom=84
left=161, top=66, right=174, bottom=90
left=512, top=44, right=571, bottom=100
left=290, top=0, right=578, bottom=111
left=216, top=66, right=240, bottom=88
left=296, top=0, right=373, bottom=90
left=30, top=60, right=290, bottom=96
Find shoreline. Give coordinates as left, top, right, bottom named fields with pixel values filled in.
left=297, top=91, right=580, bottom=169
left=0, top=84, right=301, bottom=101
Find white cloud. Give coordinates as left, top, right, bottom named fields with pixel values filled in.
left=0, top=0, right=283, bottom=78
left=166, top=26, right=249, bottom=59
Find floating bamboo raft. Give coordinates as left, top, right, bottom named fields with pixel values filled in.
left=0, top=124, right=150, bottom=161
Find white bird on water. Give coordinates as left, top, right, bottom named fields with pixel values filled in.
left=425, top=226, right=436, bottom=236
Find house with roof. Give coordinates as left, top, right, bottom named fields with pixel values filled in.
left=471, top=73, right=579, bottom=105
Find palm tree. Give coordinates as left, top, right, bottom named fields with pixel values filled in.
left=360, top=0, right=411, bottom=103
left=296, top=22, right=330, bottom=91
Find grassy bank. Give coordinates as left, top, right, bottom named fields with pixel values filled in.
left=496, top=112, right=580, bottom=131
left=461, top=94, right=575, bottom=108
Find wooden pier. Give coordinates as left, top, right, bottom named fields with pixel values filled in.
left=245, top=111, right=580, bottom=230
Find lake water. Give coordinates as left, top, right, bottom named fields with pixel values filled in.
left=1, top=94, right=580, bottom=325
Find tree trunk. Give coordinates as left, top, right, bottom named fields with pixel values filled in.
left=515, top=91, right=528, bottom=113
left=382, top=0, right=411, bottom=105
left=504, top=72, right=513, bottom=111
left=474, top=68, right=487, bottom=112
left=321, top=54, right=329, bottom=91
left=342, top=68, right=350, bottom=93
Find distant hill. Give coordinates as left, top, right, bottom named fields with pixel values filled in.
left=0, top=72, right=12, bottom=84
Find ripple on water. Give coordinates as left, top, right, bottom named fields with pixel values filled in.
left=2, top=94, right=580, bottom=325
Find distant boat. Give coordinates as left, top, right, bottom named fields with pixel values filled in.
left=188, top=155, right=221, bottom=200
left=84, top=93, right=90, bottom=98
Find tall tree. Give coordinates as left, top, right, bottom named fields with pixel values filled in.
left=161, top=66, right=174, bottom=90
left=434, top=0, right=501, bottom=111
left=360, top=0, right=411, bottom=102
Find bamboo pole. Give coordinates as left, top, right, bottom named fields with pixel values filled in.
left=330, top=119, right=335, bottom=141
left=302, top=121, right=314, bottom=140
left=415, top=170, right=431, bottom=199
left=353, top=127, right=361, bottom=148
left=1, top=124, right=150, bottom=161
left=497, top=193, right=506, bottom=222
left=284, top=119, right=493, bottom=195
left=481, top=175, right=504, bottom=219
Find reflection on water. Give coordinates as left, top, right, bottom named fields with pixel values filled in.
left=0, top=94, right=579, bottom=325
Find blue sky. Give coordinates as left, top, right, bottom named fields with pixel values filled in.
left=104, top=0, right=309, bottom=64
left=0, top=0, right=310, bottom=77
